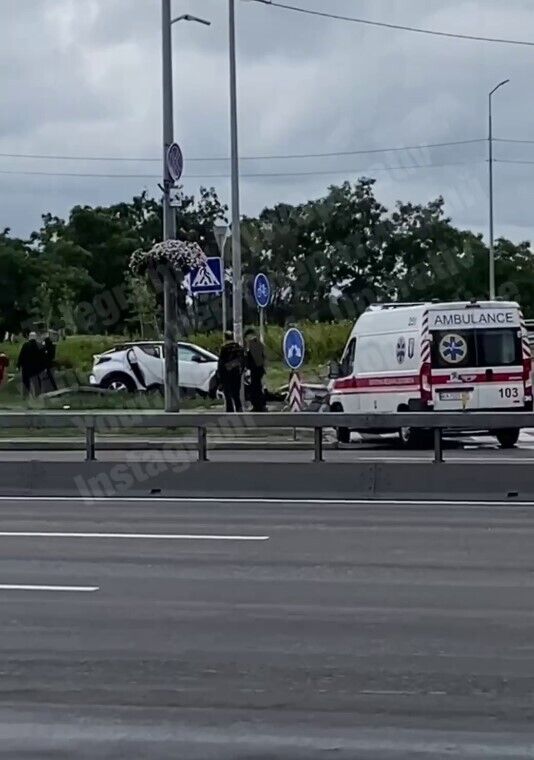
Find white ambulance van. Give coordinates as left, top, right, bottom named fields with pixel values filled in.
left=329, top=301, right=532, bottom=448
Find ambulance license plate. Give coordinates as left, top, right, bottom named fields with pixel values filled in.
left=439, top=391, right=467, bottom=401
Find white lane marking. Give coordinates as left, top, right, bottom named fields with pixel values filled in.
left=0, top=496, right=532, bottom=508
left=359, top=690, right=418, bottom=696
left=0, top=584, right=98, bottom=592
left=0, top=532, right=269, bottom=541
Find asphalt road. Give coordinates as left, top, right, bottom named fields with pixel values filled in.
left=1, top=497, right=534, bottom=758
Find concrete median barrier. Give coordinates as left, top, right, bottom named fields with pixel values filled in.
left=0, top=460, right=533, bottom=501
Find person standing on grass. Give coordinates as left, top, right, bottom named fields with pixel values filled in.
left=218, top=331, right=244, bottom=413
left=42, top=334, right=58, bottom=392
left=245, top=328, right=267, bottom=412
left=0, top=353, right=9, bottom=386
left=17, top=332, right=44, bottom=398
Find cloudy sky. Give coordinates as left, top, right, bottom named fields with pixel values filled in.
left=2, top=0, right=534, bottom=242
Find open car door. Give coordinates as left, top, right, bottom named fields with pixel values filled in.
left=126, top=345, right=163, bottom=390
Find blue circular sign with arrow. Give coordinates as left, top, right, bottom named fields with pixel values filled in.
left=254, top=273, right=271, bottom=309
left=283, top=327, right=305, bottom=371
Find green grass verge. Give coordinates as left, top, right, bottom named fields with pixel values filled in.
left=0, top=323, right=337, bottom=410
left=0, top=322, right=349, bottom=374
left=0, top=335, right=121, bottom=374
left=189, top=321, right=350, bottom=366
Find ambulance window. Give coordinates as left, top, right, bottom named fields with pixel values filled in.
left=341, top=338, right=357, bottom=376
left=477, top=329, right=521, bottom=366
left=431, top=329, right=521, bottom=368
left=431, top=331, right=475, bottom=369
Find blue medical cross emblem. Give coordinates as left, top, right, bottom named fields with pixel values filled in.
left=440, top=334, right=467, bottom=363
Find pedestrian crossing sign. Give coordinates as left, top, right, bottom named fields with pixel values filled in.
left=189, top=257, right=223, bottom=295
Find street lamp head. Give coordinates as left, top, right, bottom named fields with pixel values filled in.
left=172, top=14, right=211, bottom=26
left=490, top=79, right=510, bottom=97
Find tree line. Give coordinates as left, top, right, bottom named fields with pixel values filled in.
left=2, top=177, right=534, bottom=338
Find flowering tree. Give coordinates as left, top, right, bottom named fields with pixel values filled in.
left=129, top=239, right=206, bottom=276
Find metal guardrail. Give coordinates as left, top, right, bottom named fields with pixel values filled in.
left=0, top=410, right=532, bottom=463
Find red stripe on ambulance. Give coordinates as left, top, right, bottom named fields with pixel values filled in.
left=431, top=371, right=523, bottom=384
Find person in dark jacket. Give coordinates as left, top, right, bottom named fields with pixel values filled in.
left=17, top=332, right=44, bottom=397
left=245, top=328, right=267, bottom=412
left=42, top=335, right=58, bottom=392
left=218, top=331, right=244, bottom=412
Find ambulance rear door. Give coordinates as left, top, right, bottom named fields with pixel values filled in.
left=430, top=319, right=524, bottom=411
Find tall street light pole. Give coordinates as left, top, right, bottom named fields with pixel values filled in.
left=161, top=0, right=178, bottom=412
left=229, top=0, right=243, bottom=346
left=488, top=78, right=510, bottom=301
left=161, top=2, right=210, bottom=412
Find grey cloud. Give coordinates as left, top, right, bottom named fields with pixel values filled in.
left=0, top=0, right=533, bottom=246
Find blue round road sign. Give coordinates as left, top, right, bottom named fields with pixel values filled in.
left=254, top=273, right=271, bottom=309
left=167, top=143, right=183, bottom=182
left=283, top=327, right=305, bottom=371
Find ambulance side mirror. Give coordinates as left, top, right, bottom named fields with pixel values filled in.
left=328, top=360, right=341, bottom=379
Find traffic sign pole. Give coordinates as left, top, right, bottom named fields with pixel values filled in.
left=229, top=0, right=243, bottom=347
left=162, top=0, right=179, bottom=412
left=214, top=223, right=229, bottom=338
left=259, top=307, right=265, bottom=344
left=222, top=284, right=228, bottom=337
left=288, top=370, right=303, bottom=441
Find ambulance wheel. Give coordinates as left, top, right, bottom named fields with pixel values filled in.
left=399, top=427, right=417, bottom=448
left=337, top=427, right=351, bottom=444
left=495, top=428, right=520, bottom=449
left=399, top=427, right=432, bottom=449
left=399, top=404, right=416, bottom=448
left=331, top=403, right=351, bottom=444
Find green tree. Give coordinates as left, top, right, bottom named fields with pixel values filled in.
left=3, top=180, right=534, bottom=338
left=0, top=229, right=41, bottom=335
left=126, top=274, right=160, bottom=338
left=30, top=282, right=54, bottom=331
